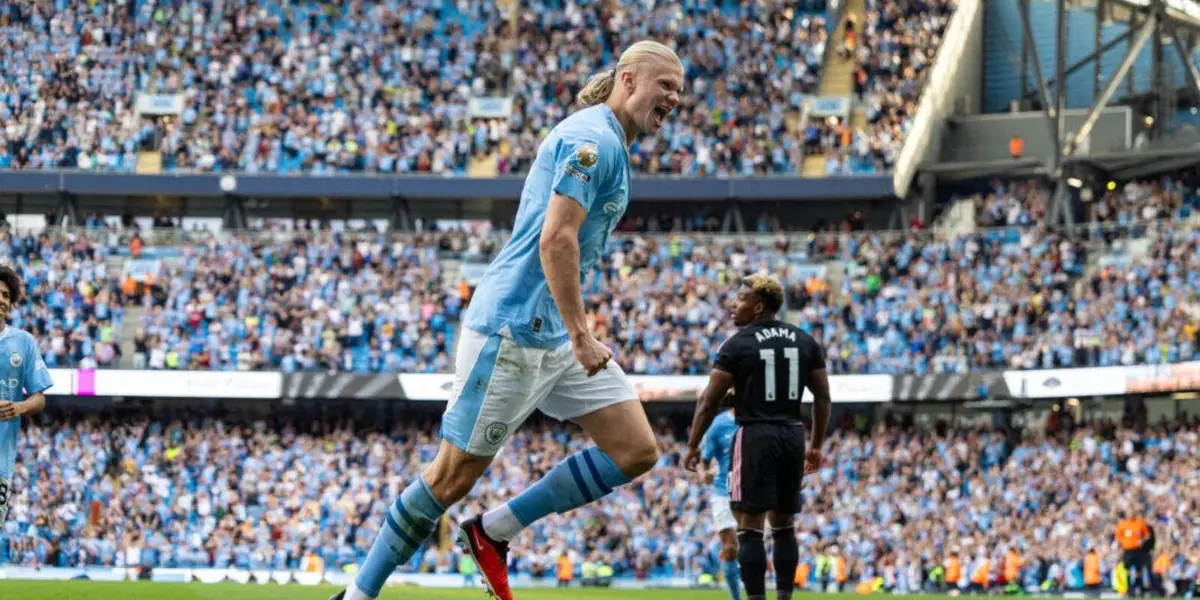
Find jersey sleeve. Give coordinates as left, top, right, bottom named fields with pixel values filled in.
left=22, top=334, right=52, bottom=396
left=700, top=422, right=719, bottom=461
left=550, top=135, right=613, bottom=212
left=713, top=335, right=743, bottom=373
left=806, top=334, right=828, bottom=370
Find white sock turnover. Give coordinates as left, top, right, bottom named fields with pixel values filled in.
left=345, top=581, right=376, bottom=600
left=481, top=504, right=523, bottom=542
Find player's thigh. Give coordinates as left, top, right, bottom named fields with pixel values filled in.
left=541, top=351, right=655, bottom=464
left=711, top=495, right=739, bottom=534
left=730, top=426, right=777, bottom=515
left=773, top=424, right=806, bottom=517
left=440, top=329, right=548, bottom=457
left=540, top=346, right=639, bottom=421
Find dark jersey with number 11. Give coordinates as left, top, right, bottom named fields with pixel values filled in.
left=713, top=319, right=825, bottom=425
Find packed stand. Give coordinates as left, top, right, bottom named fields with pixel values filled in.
left=973, top=179, right=1050, bottom=228
left=0, top=0, right=834, bottom=176
left=503, top=0, right=830, bottom=176
left=128, top=231, right=483, bottom=373
left=590, top=234, right=815, bottom=375
left=1085, top=177, right=1198, bottom=230
left=1076, top=229, right=1200, bottom=367
left=0, top=228, right=125, bottom=368
left=4, top=408, right=1199, bottom=596
left=795, top=414, right=1200, bottom=595
left=26, top=212, right=1200, bottom=375
left=824, top=0, right=958, bottom=174
left=790, top=226, right=1093, bottom=373
left=973, top=177, right=1197, bottom=229
left=0, top=410, right=714, bottom=578
left=121, top=229, right=805, bottom=375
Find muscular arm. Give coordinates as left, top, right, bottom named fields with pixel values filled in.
left=539, top=193, right=590, bottom=342
left=807, top=368, right=832, bottom=448
left=17, top=392, right=45, bottom=417
left=687, top=369, right=735, bottom=451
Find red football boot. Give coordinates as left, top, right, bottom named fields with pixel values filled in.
left=458, top=515, right=513, bottom=600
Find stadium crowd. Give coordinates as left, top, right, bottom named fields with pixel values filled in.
left=0, top=229, right=125, bottom=369
left=0, top=0, right=961, bottom=176
left=7, top=173, right=1194, bottom=375
left=816, top=0, right=958, bottom=174
left=2, top=407, right=1198, bottom=594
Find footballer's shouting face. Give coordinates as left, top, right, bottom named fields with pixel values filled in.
left=626, top=59, right=683, bottom=135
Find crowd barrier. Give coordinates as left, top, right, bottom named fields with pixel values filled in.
left=34, top=360, right=1200, bottom=401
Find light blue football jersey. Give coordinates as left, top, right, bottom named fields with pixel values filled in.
left=701, top=410, right=739, bottom=498
left=464, top=104, right=631, bottom=349
left=0, top=327, right=53, bottom=478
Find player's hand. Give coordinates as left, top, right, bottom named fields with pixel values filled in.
left=572, top=335, right=613, bottom=377
left=683, top=446, right=702, bottom=473
left=803, top=448, right=822, bottom=476
left=0, top=401, right=18, bottom=421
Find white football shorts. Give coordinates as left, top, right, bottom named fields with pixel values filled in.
left=440, top=328, right=638, bottom=456
left=711, top=495, right=738, bottom=533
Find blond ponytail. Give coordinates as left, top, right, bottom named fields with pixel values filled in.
left=576, top=41, right=682, bottom=107
left=577, top=69, right=617, bottom=106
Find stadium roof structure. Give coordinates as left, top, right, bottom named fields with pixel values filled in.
left=922, top=143, right=1200, bottom=181
left=919, top=0, right=1200, bottom=227
left=1067, top=144, right=1200, bottom=178
left=1114, top=0, right=1200, bottom=29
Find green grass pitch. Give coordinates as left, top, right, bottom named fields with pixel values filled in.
left=0, top=580, right=962, bottom=600
left=0, top=581, right=743, bottom=600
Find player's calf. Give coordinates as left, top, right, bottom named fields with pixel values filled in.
left=720, top=538, right=738, bottom=562
left=342, top=441, right=492, bottom=600
left=719, top=529, right=742, bottom=600
left=771, top=524, right=799, bottom=600
left=479, top=400, right=657, bottom=539
left=737, top=528, right=768, bottom=600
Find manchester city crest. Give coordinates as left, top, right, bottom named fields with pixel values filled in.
left=485, top=422, right=508, bottom=445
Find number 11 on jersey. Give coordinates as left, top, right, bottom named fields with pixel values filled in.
left=759, top=347, right=800, bottom=401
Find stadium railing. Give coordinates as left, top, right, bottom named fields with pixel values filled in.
left=0, top=169, right=895, bottom=201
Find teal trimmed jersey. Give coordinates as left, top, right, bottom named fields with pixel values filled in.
left=701, top=410, right=739, bottom=498
left=0, top=326, right=53, bottom=478
left=463, top=104, right=631, bottom=349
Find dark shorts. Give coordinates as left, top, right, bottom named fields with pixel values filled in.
left=1123, top=549, right=1152, bottom=571
left=729, top=422, right=805, bottom=515
left=0, top=475, right=10, bottom=525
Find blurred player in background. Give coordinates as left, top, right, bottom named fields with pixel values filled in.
left=686, top=274, right=832, bottom=600
left=332, top=40, right=684, bottom=600
left=698, top=398, right=742, bottom=600
left=0, top=265, right=54, bottom=526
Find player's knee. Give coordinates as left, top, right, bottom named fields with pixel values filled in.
left=423, top=440, right=492, bottom=505
left=613, top=436, right=658, bottom=477
left=769, top=513, right=796, bottom=531
left=720, top=544, right=739, bottom=562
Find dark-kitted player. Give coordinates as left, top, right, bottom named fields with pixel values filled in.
left=685, top=274, right=832, bottom=600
